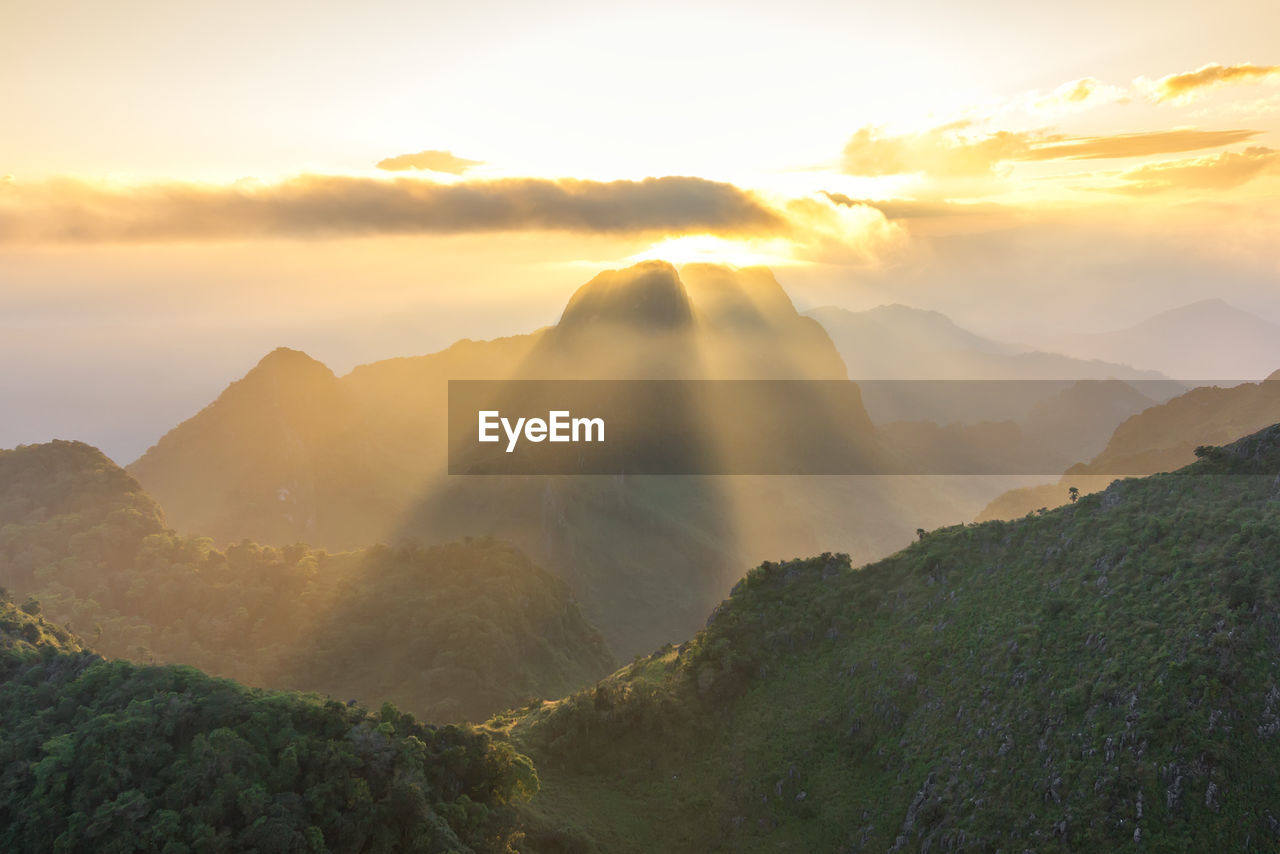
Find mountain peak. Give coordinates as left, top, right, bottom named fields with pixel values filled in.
left=680, top=263, right=799, bottom=327
left=1, top=440, right=164, bottom=529
left=249, top=347, right=335, bottom=378
left=1136, top=297, right=1273, bottom=330
left=556, top=260, right=694, bottom=331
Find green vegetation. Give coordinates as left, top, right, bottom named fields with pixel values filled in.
left=8, top=338, right=1280, bottom=849
left=505, top=423, right=1280, bottom=851
left=0, top=593, right=534, bottom=852
left=0, top=441, right=614, bottom=723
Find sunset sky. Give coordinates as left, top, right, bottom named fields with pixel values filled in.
left=2, top=0, right=1279, bottom=458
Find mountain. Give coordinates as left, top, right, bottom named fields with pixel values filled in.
left=519, top=261, right=848, bottom=381
left=132, top=261, right=859, bottom=551
left=1049, top=299, right=1280, bottom=380
left=503, top=422, right=1280, bottom=852
left=1080, top=370, right=1280, bottom=474
left=1021, top=378, right=1159, bottom=464
left=1, top=440, right=614, bottom=722
left=977, top=370, right=1280, bottom=520
left=128, top=263, right=1012, bottom=659
left=806, top=305, right=1176, bottom=443
left=13, top=421, right=1280, bottom=850
left=404, top=262, right=894, bottom=656
left=0, top=595, right=534, bottom=852
left=125, top=347, right=363, bottom=546
left=682, top=264, right=848, bottom=380
left=806, top=303, right=1012, bottom=380
left=806, top=303, right=1167, bottom=383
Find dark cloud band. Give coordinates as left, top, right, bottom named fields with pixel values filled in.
left=0, top=175, right=785, bottom=243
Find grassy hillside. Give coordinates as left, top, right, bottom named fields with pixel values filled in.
left=0, top=441, right=614, bottom=723
left=502, top=423, right=1280, bottom=852
left=0, top=594, right=534, bottom=852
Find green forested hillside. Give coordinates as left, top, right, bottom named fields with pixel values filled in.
left=503, top=423, right=1280, bottom=852
left=0, top=594, right=535, bottom=852
left=0, top=441, right=614, bottom=723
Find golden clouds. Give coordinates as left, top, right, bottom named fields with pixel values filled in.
left=1108, top=147, right=1280, bottom=194
left=780, top=195, right=906, bottom=266
left=1028, top=63, right=1280, bottom=110
left=0, top=175, right=784, bottom=244
left=1021, top=129, right=1260, bottom=161
left=630, top=195, right=908, bottom=269
left=840, top=123, right=1260, bottom=179
left=820, top=192, right=1004, bottom=221
left=1032, top=78, right=1128, bottom=113
left=375, top=150, right=484, bottom=174
left=1152, top=63, right=1280, bottom=103
left=840, top=123, right=1030, bottom=178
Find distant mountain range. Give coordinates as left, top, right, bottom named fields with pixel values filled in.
left=806, top=303, right=1168, bottom=382
left=1045, top=298, right=1280, bottom=380
left=122, top=263, right=1022, bottom=658
left=810, top=297, right=1280, bottom=384
left=107, top=268, right=1280, bottom=658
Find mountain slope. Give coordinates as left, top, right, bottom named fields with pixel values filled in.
left=1, top=441, right=614, bottom=722
left=126, top=347, right=362, bottom=545
left=504, top=422, right=1280, bottom=852
left=0, top=594, right=534, bottom=852
left=978, top=371, right=1280, bottom=520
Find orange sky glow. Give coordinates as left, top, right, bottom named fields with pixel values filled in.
left=2, top=0, right=1278, bottom=458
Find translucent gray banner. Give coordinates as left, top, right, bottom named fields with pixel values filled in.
left=447, top=379, right=1271, bottom=475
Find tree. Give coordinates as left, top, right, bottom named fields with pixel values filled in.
left=1068, top=487, right=1080, bottom=503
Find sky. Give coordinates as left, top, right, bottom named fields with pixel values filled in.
left=2, top=0, right=1279, bottom=460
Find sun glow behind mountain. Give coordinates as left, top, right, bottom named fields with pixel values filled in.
left=628, top=236, right=797, bottom=268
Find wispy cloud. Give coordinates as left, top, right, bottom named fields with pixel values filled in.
left=1020, top=129, right=1260, bottom=161
left=0, top=175, right=785, bottom=243
left=1031, top=77, right=1128, bottom=114
left=1149, top=62, right=1280, bottom=103
left=840, top=123, right=1261, bottom=179
left=840, top=122, right=1031, bottom=179
left=375, top=149, right=484, bottom=174
left=1105, top=147, right=1280, bottom=194
left=819, top=192, right=1005, bottom=220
